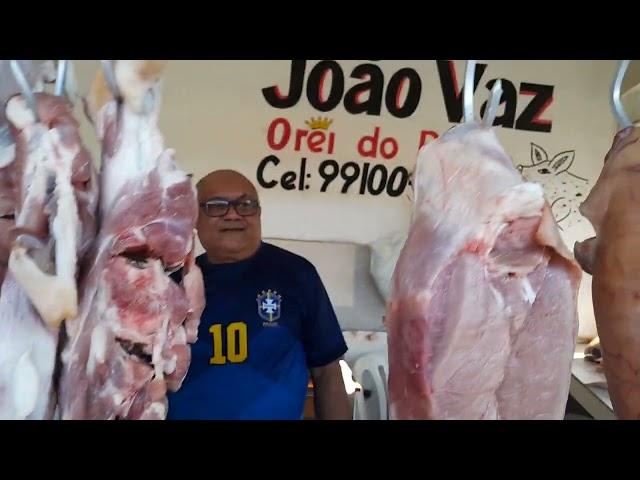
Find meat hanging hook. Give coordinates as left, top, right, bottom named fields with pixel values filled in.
left=611, top=60, right=633, bottom=129
left=482, top=80, right=503, bottom=129
left=463, top=60, right=476, bottom=123
left=9, top=60, right=38, bottom=120
left=54, top=60, right=68, bottom=97
left=100, top=60, right=121, bottom=99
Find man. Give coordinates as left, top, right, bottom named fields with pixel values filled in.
left=167, top=169, right=351, bottom=420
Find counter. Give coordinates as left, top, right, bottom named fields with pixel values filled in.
left=570, top=344, right=616, bottom=420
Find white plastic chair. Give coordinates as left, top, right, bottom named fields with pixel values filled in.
left=352, top=352, right=389, bottom=420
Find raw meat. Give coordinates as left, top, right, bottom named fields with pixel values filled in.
left=0, top=61, right=57, bottom=177
left=0, top=162, right=16, bottom=289
left=0, top=92, right=98, bottom=419
left=385, top=123, right=582, bottom=420
left=58, top=61, right=204, bottom=420
left=1, top=61, right=60, bottom=290
left=574, top=126, right=640, bottom=419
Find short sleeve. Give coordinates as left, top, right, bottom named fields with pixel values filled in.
left=169, top=267, right=183, bottom=284
left=301, top=265, right=348, bottom=368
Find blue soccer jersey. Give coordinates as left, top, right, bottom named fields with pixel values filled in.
left=167, top=242, right=348, bottom=420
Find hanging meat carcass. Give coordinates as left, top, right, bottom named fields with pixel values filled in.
left=0, top=161, right=16, bottom=289
left=0, top=91, right=99, bottom=419
left=0, top=61, right=60, bottom=290
left=574, top=126, right=640, bottom=419
left=385, top=122, right=582, bottom=420
left=58, top=61, right=205, bottom=420
left=0, top=61, right=57, bottom=166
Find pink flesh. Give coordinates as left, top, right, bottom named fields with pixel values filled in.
left=386, top=124, right=580, bottom=420
left=58, top=95, right=203, bottom=420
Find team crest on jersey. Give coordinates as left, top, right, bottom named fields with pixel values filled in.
left=257, top=289, right=282, bottom=325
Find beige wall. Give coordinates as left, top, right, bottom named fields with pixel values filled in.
left=622, top=60, right=640, bottom=92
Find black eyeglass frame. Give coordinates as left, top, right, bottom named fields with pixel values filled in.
left=199, top=198, right=261, bottom=217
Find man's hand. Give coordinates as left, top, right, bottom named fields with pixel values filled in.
left=310, top=360, right=352, bottom=420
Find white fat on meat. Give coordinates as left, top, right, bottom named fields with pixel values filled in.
left=141, top=401, right=166, bottom=420
left=4, top=97, right=36, bottom=129
left=0, top=143, right=14, bottom=169
left=12, top=350, right=39, bottom=419
left=99, top=109, right=165, bottom=218
left=87, top=322, right=109, bottom=376
left=521, top=278, right=536, bottom=304
left=114, top=60, right=165, bottom=117
left=0, top=276, right=57, bottom=420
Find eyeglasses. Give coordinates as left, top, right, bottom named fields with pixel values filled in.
left=200, top=198, right=261, bottom=217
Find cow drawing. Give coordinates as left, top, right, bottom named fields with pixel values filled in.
left=516, top=143, right=588, bottom=229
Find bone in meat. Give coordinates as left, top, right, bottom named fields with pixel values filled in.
left=0, top=92, right=98, bottom=419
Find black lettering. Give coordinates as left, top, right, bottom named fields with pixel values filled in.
left=340, top=162, right=360, bottom=193
left=262, top=60, right=306, bottom=109
left=359, top=162, right=370, bottom=194
left=318, top=160, right=340, bottom=192
left=437, top=60, right=487, bottom=123
left=515, top=83, right=554, bottom=133
left=344, top=64, right=384, bottom=115
left=385, top=68, right=421, bottom=118
left=299, top=157, right=307, bottom=190
left=386, top=167, right=410, bottom=197
left=367, top=164, right=388, bottom=195
left=307, top=61, right=344, bottom=112
left=257, top=155, right=279, bottom=188
left=281, top=171, right=297, bottom=190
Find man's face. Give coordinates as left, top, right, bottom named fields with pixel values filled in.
left=196, top=174, right=262, bottom=263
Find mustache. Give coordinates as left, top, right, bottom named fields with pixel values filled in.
left=218, top=219, right=248, bottom=231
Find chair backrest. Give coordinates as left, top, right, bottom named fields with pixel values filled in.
left=264, top=238, right=386, bottom=332
left=352, top=352, right=389, bottom=420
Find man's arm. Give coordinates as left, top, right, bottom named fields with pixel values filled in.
left=310, top=359, right=351, bottom=420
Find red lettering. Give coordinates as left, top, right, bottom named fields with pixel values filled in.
left=357, top=127, right=380, bottom=158
left=294, top=129, right=308, bottom=151
left=418, top=130, right=439, bottom=149
left=307, top=131, right=325, bottom=153
left=328, top=132, right=336, bottom=154
left=267, top=118, right=291, bottom=150
left=381, top=138, right=399, bottom=160
left=520, top=90, right=553, bottom=126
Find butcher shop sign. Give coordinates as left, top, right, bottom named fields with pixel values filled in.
left=141, top=59, right=617, bottom=254
left=257, top=60, right=556, bottom=201
left=206, top=59, right=614, bottom=251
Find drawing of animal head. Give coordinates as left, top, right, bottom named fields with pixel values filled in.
left=517, top=143, right=577, bottom=178
left=516, top=143, right=589, bottom=227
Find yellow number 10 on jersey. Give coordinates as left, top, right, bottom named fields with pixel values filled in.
left=209, top=322, right=248, bottom=365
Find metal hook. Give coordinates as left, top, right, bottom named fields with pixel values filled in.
left=611, top=60, right=633, bottom=128
left=9, top=60, right=38, bottom=119
left=100, top=60, right=121, bottom=99
left=54, top=60, right=68, bottom=97
left=463, top=60, right=477, bottom=123
left=482, top=80, right=503, bottom=129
